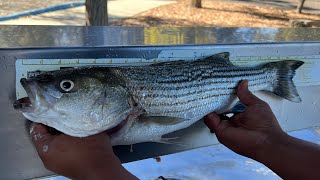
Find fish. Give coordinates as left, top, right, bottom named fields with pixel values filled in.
left=13, top=52, right=304, bottom=145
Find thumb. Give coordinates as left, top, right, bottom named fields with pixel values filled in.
left=237, top=80, right=262, bottom=106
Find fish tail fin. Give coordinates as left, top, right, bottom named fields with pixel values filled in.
left=265, top=60, right=304, bottom=103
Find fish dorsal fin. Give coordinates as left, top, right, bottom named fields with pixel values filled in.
left=150, top=52, right=232, bottom=66
left=150, top=60, right=186, bottom=67
left=139, top=115, right=189, bottom=125
left=199, top=52, right=233, bottom=66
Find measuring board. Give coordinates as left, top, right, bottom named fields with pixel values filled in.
left=15, top=50, right=320, bottom=100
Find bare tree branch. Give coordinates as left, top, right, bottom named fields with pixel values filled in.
left=296, top=0, right=306, bottom=13
left=191, top=0, right=202, bottom=8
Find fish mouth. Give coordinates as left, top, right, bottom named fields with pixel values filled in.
left=13, top=97, right=32, bottom=111
left=14, top=78, right=38, bottom=112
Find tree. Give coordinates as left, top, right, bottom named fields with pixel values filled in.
left=296, top=0, right=306, bottom=13
left=191, top=0, right=202, bottom=8
left=86, top=0, right=108, bottom=26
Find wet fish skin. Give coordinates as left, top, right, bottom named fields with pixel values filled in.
left=115, top=53, right=302, bottom=120
left=16, top=68, right=133, bottom=137
left=109, top=53, right=304, bottom=145
left=13, top=52, right=304, bottom=145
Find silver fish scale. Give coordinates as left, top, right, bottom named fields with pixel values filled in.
left=112, top=60, right=276, bottom=120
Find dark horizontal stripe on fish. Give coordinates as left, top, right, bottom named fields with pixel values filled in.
left=142, top=80, right=268, bottom=99
left=143, top=87, right=234, bottom=99
left=190, top=69, right=265, bottom=79
left=126, top=67, right=266, bottom=81
left=155, top=71, right=266, bottom=84
left=163, top=97, right=227, bottom=114
left=176, top=69, right=266, bottom=77
left=160, top=67, right=264, bottom=77
left=142, top=81, right=268, bottom=107
left=144, top=92, right=233, bottom=107
left=132, top=75, right=270, bottom=92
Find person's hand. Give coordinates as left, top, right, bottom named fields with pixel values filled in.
left=204, top=80, right=286, bottom=159
left=30, top=123, right=137, bottom=180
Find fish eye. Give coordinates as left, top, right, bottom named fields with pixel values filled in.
left=60, top=80, right=74, bottom=92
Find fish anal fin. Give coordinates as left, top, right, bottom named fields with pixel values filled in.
left=219, top=101, right=247, bottom=119
left=230, top=101, right=247, bottom=113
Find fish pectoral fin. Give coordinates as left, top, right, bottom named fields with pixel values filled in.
left=155, top=137, right=187, bottom=146
left=139, top=115, right=189, bottom=125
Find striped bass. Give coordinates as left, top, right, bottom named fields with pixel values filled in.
left=13, top=52, right=304, bottom=145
